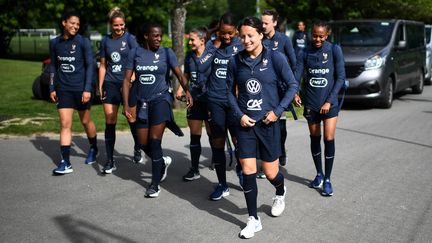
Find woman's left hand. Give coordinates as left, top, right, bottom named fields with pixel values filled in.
left=263, top=111, right=278, bottom=124
left=82, top=91, right=91, bottom=104
left=320, top=102, right=331, bottom=114
left=185, top=91, right=193, bottom=108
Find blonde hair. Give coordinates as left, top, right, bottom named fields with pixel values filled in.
left=108, top=7, right=125, bottom=24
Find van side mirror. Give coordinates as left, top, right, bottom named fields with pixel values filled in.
left=397, top=40, right=407, bottom=49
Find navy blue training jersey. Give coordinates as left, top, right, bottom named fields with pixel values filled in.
left=263, top=31, right=296, bottom=70
left=184, top=49, right=212, bottom=101
left=49, top=34, right=93, bottom=92
left=126, top=47, right=178, bottom=100
left=198, top=37, right=244, bottom=103
left=292, top=30, right=308, bottom=54
left=227, top=47, right=298, bottom=121
left=295, top=41, right=346, bottom=111
left=100, top=32, right=138, bottom=83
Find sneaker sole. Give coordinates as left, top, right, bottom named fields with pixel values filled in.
left=146, top=191, right=160, bottom=198
left=271, top=204, right=285, bottom=217
left=160, top=157, right=172, bottom=182
left=309, top=180, right=323, bottom=189
left=321, top=191, right=333, bottom=196
left=183, top=175, right=201, bottom=181
left=133, top=157, right=144, bottom=163
left=53, top=168, right=73, bottom=174
left=85, top=160, right=96, bottom=165
left=102, top=167, right=116, bottom=174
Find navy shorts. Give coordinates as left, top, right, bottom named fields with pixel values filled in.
left=303, top=106, right=339, bottom=124
left=135, top=98, right=172, bottom=129
left=236, top=121, right=281, bottom=162
left=207, top=101, right=238, bottom=139
left=101, top=81, right=122, bottom=105
left=57, top=90, right=92, bottom=110
left=187, top=100, right=208, bottom=120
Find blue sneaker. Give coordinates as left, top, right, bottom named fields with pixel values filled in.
left=210, top=184, right=229, bottom=201
left=309, top=174, right=324, bottom=189
left=322, top=179, right=333, bottom=196
left=85, top=148, right=98, bottom=165
left=53, top=160, right=73, bottom=175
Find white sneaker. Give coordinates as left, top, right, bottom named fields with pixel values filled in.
left=160, top=156, right=172, bottom=182
left=239, top=216, right=262, bottom=239
left=271, top=186, right=286, bottom=217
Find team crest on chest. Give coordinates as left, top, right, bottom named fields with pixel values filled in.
left=322, top=52, right=329, bottom=63
left=232, top=46, right=238, bottom=55
left=70, top=43, right=76, bottom=54
left=273, top=41, right=279, bottom=50
left=122, top=41, right=127, bottom=48
left=154, top=53, right=160, bottom=63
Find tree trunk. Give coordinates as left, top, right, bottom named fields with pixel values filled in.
left=171, top=0, right=189, bottom=108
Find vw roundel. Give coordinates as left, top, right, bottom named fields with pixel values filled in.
left=246, top=78, right=262, bottom=94
left=309, top=77, right=328, bottom=87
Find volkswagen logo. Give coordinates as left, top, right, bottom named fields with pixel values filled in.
left=246, top=78, right=262, bottom=94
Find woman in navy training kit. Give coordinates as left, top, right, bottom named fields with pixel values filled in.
left=176, top=27, right=212, bottom=181
left=122, top=22, right=192, bottom=198
left=294, top=21, right=345, bottom=196
left=197, top=13, right=244, bottom=200
left=50, top=11, right=98, bottom=174
left=228, top=17, right=298, bottom=238
left=98, top=7, right=141, bottom=174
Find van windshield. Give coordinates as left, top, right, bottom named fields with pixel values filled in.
left=330, top=22, right=395, bottom=47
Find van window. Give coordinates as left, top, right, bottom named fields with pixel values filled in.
left=406, top=24, right=424, bottom=49
left=330, top=22, right=395, bottom=47
left=426, top=27, right=431, bottom=44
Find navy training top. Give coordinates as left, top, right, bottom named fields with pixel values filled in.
left=292, top=30, right=308, bottom=54
left=184, top=49, right=212, bottom=101
left=227, top=47, right=298, bottom=122
left=99, top=32, right=138, bottom=83
left=197, top=37, right=244, bottom=103
left=263, top=31, right=296, bottom=71
left=49, top=34, right=93, bottom=92
left=126, top=46, right=178, bottom=101
left=295, top=41, right=346, bottom=111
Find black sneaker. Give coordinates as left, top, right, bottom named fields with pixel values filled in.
left=183, top=168, right=200, bottom=181
left=133, top=149, right=143, bottom=163
left=145, top=183, right=160, bottom=198
left=102, top=160, right=116, bottom=174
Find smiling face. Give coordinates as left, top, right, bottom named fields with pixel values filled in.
left=188, top=32, right=205, bottom=52
left=312, top=25, right=328, bottom=48
left=145, top=27, right=162, bottom=51
left=217, top=23, right=237, bottom=45
left=240, top=25, right=263, bottom=56
left=62, top=16, right=80, bottom=38
left=111, top=17, right=125, bottom=38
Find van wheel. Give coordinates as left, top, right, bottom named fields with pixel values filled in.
left=412, top=73, right=424, bottom=94
left=377, top=78, right=393, bottom=108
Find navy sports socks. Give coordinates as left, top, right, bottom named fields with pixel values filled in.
left=212, top=147, right=227, bottom=186
left=149, top=139, right=163, bottom=185
left=104, top=123, right=116, bottom=162
left=279, top=119, right=287, bottom=158
left=88, top=135, right=98, bottom=151
left=324, top=139, right=335, bottom=180
left=243, top=173, right=258, bottom=219
left=128, top=121, right=139, bottom=151
left=268, top=172, right=285, bottom=196
left=190, top=134, right=201, bottom=171
left=60, top=145, right=71, bottom=162
left=310, top=135, right=323, bottom=175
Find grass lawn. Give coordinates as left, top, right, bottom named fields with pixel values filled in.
left=0, top=59, right=301, bottom=136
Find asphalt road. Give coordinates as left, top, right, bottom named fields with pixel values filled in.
left=1, top=86, right=432, bottom=243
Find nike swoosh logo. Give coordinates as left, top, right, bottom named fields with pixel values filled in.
left=70, top=51, right=76, bottom=54
left=153, top=60, right=160, bottom=63
left=322, top=60, right=329, bottom=64
left=272, top=47, right=278, bottom=50
left=259, top=68, right=268, bottom=71
left=120, top=47, right=126, bottom=50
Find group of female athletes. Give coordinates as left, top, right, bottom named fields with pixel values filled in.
left=49, top=7, right=345, bottom=239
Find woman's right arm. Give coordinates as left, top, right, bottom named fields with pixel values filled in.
left=98, top=57, right=107, bottom=100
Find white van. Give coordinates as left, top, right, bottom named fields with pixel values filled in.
left=425, top=24, right=432, bottom=84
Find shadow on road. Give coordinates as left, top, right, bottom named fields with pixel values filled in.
left=53, top=214, right=138, bottom=243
